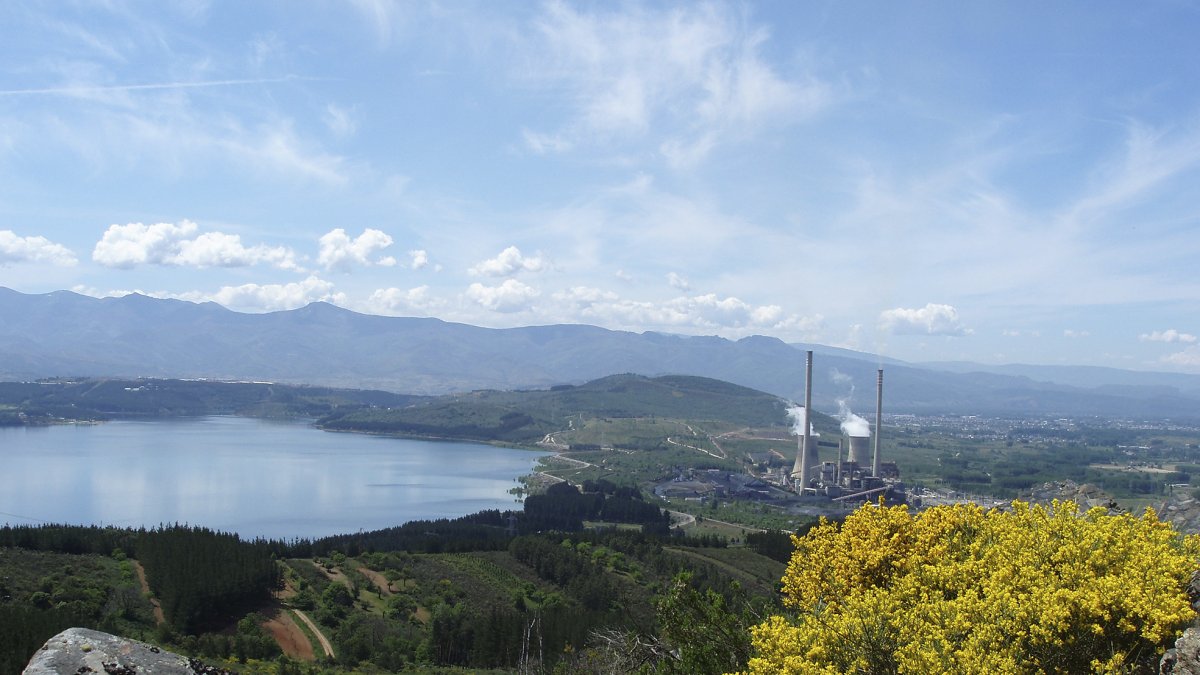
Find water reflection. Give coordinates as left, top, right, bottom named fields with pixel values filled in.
left=0, top=417, right=545, bottom=539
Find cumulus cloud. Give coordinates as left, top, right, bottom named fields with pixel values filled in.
left=553, top=288, right=813, bottom=335
left=317, top=228, right=396, bottom=271
left=1140, top=329, right=1197, bottom=344
left=879, top=303, right=971, bottom=336
left=1064, top=329, right=1091, bottom=339
left=199, top=276, right=344, bottom=311
left=466, top=279, right=540, bottom=313
left=468, top=246, right=547, bottom=277
left=367, top=285, right=443, bottom=314
left=0, top=230, right=77, bottom=266
left=92, top=221, right=297, bottom=270
left=666, top=272, right=691, bottom=291
left=1163, top=346, right=1200, bottom=367
left=409, top=249, right=429, bottom=270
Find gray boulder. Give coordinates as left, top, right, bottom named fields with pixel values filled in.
left=1162, top=626, right=1200, bottom=674
left=23, top=627, right=213, bottom=675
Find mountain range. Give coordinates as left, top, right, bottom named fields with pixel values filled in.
left=3, top=287, right=1199, bottom=420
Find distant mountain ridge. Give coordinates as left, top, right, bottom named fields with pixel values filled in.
left=3, top=287, right=1200, bottom=419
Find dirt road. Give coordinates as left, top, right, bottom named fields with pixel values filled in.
left=292, top=608, right=335, bottom=658
left=131, top=560, right=165, bottom=625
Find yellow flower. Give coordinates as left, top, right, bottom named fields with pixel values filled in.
left=739, top=500, right=1200, bottom=674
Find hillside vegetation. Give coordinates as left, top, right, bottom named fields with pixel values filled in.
left=318, top=374, right=793, bottom=443
left=0, top=378, right=420, bottom=425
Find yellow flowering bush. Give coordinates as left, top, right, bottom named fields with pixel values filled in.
left=742, top=500, right=1200, bottom=674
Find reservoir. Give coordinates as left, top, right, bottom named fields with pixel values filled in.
left=0, top=416, right=547, bottom=540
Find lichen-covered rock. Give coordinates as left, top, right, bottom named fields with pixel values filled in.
left=24, top=627, right=192, bottom=675
left=1023, top=480, right=1121, bottom=512
left=1162, top=626, right=1200, bottom=674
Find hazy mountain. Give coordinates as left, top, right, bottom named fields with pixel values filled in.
left=3, top=287, right=1199, bottom=420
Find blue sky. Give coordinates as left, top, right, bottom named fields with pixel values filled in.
left=1, top=1, right=1199, bottom=372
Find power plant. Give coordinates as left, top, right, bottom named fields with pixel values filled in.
left=789, top=351, right=904, bottom=503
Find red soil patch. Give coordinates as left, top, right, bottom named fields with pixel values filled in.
left=356, top=566, right=395, bottom=596
left=261, top=607, right=315, bottom=662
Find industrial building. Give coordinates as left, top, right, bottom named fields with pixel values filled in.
left=790, top=351, right=905, bottom=504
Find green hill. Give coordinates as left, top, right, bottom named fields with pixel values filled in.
left=317, top=373, right=804, bottom=443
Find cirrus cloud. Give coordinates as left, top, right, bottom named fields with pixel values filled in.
left=879, top=303, right=971, bottom=336
left=0, top=230, right=77, bottom=266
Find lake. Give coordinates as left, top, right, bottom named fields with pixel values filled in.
left=0, top=416, right=547, bottom=540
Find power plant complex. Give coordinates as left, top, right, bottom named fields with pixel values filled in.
left=790, top=350, right=904, bottom=503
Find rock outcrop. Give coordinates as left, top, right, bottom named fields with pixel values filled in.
left=23, top=628, right=232, bottom=675
left=1023, top=480, right=1121, bottom=511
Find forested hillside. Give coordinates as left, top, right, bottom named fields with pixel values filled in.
left=0, top=378, right=421, bottom=426
left=0, top=481, right=786, bottom=674
left=317, top=373, right=792, bottom=443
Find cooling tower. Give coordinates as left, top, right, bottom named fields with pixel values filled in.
left=847, top=435, right=870, bottom=465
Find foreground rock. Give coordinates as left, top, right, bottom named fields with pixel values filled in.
left=1023, top=480, right=1121, bottom=511
left=23, top=628, right=233, bottom=675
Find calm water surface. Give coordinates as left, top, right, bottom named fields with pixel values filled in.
left=0, top=417, right=546, bottom=540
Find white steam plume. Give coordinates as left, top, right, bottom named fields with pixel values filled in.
left=834, top=374, right=871, bottom=437
left=838, top=398, right=871, bottom=437
left=786, top=405, right=818, bottom=438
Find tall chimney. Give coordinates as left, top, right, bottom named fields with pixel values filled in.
left=793, top=350, right=815, bottom=492
left=872, top=368, right=883, bottom=477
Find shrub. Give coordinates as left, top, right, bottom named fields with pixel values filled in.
left=743, top=500, right=1200, bottom=674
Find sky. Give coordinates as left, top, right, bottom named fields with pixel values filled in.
left=1, top=1, right=1199, bottom=372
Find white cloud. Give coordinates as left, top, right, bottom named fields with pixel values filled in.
left=1140, top=329, right=1197, bottom=344
left=552, top=286, right=620, bottom=306
left=0, top=230, right=78, bottom=266
left=317, top=228, right=396, bottom=271
left=323, top=103, right=357, bottom=138
left=552, top=287, right=815, bottom=336
left=1163, top=346, right=1200, bottom=367
left=519, top=2, right=831, bottom=164
left=92, top=221, right=297, bottom=270
left=521, top=129, right=572, bottom=154
left=199, top=276, right=344, bottom=311
left=879, top=303, right=971, bottom=336
left=466, top=279, right=539, bottom=313
left=409, top=249, right=429, bottom=270
left=367, top=285, right=442, bottom=314
left=666, top=272, right=691, bottom=291
left=1064, top=329, right=1091, bottom=339
left=469, top=246, right=547, bottom=277
left=70, top=275, right=342, bottom=312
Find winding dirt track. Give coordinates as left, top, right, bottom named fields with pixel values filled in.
left=292, top=608, right=335, bottom=658
left=131, top=560, right=165, bottom=625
